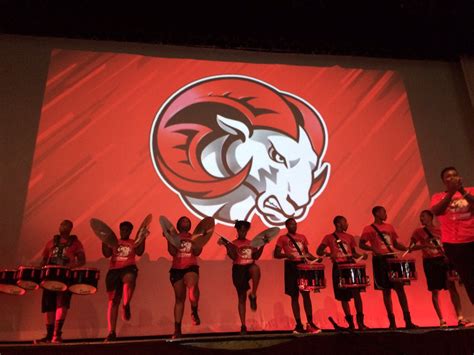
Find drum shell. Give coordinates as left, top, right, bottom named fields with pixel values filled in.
left=337, top=263, right=370, bottom=288
left=69, top=268, right=100, bottom=295
left=387, top=258, right=417, bottom=282
left=0, top=269, right=26, bottom=295
left=41, top=265, right=71, bottom=292
left=17, top=266, right=42, bottom=290
left=296, top=263, right=326, bottom=291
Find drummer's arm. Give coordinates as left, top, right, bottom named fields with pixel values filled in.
left=273, top=245, right=287, bottom=259
left=393, top=240, right=408, bottom=251
left=359, top=239, right=373, bottom=253
left=102, top=243, right=113, bottom=258
left=224, top=243, right=238, bottom=260
left=192, top=245, right=203, bottom=256
left=167, top=241, right=178, bottom=256
left=408, top=238, right=424, bottom=251
left=303, top=246, right=318, bottom=261
left=135, top=240, right=146, bottom=256
left=72, top=251, right=86, bottom=268
left=351, top=247, right=367, bottom=259
left=252, top=246, right=264, bottom=260
left=316, top=243, right=329, bottom=257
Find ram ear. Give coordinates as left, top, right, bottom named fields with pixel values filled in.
left=216, top=114, right=250, bottom=139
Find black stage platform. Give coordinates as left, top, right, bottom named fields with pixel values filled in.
left=2, top=327, right=474, bottom=355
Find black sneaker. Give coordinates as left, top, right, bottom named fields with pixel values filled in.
left=293, top=323, right=306, bottom=334
left=122, top=303, right=131, bottom=321
left=34, top=336, right=52, bottom=344
left=405, top=322, right=419, bottom=329
left=191, top=310, right=201, bottom=326
left=306, top=322, right=322, bottom=334
left=249, top=294, right=257, bottom=311
left=104, top=331, right=117, bottom=342
left=240, top=325, right=248, bottom=335
left=51, top=335, right=63, bottom=344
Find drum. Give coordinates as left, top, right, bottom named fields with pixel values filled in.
left=69, top=268, right=100, bottom=295
left=41, top=265, right=71, bottom=291
left=387, top=258, right=417, bottom=282
left=337, top=263, right=370, bottom=288
left=0, top=269, right=25, bottom=295
left=296, top=263, right=326, bottom=292
left=17, top=266, right=42, bottom=291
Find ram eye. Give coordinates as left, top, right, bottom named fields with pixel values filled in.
left=268, top=144, right=287, bottom=166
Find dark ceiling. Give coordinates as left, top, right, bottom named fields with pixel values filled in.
left=1, top=0, right=473, bottom=60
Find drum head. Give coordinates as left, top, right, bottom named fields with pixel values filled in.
left=41, top=280, right=68, bottom=292
left=17, top=280, right=39, bottom=291
left=0, top=284, right=26, bottom=295
left=69, top=284, right=97, bottom=295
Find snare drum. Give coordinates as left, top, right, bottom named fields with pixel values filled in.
left=69, top=268, right=100, bottom=295
left=337, top=263, right=370, bottom=288
left=41, top=265, right=71, bottom=291
left=297, top=263, right=325, bottom=292
left=387, top=258, right=417, bottom=282
left=17, top=266, right=42, bottom=291
left=0, top=269, right=25, bottom=295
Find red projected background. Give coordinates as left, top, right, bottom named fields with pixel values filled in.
left=14, top=49, right=449, bottom=337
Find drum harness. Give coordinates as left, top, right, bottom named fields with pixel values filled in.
left=48, top=235, right=77, bottom=266
left=370, top=224, right=394, bottom=254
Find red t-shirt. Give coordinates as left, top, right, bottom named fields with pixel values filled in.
left=360, top=223, right=399, bottom=255
left=109, top=239, right=136, bottom=269
left=171, top=232, right=197, bottom=269
left=320, top=232, right=356, bottom=262
left=231, top=238, right=255, bottom=265
left=276, top=233, right=308, bottom=260
left=42, top=236, right=84, bottom=266
left=430, top=187, right=474, bottom=244
left=411, top=227, right=444, bottom=259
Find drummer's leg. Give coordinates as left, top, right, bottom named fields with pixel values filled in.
left=301, top=290, right=314, bottom=324
left=53, top=292, right=70, bottom=342
left=122, top=272, right=136, bottom=307
left=183, top=271, right=199, bottom=307
left=353, top=291, right=363, bottom=314
left=341, top=300, right=351, bottom=316
left=173, top=279, right=186, bottom=324
left=393, top=284, right=409, bottom=312
left=237, top=289, right=247, bottom=329
left=248, top=264, right=261, bottom=296
left=447, top=282, right=462, bottom=318
left=107, top=290, right=121, bottom=333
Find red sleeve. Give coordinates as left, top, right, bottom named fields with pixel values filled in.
left=360, top=226, right=371, bottom=242
left=349, top=235, right=357, bottom=249
left=276, top=235, right=285, bottom=248
left=411, top=229, right=421, bottom=242
left=430, top=192, right=443, bottom=209
left=320, top=234, right=330, bottom=247
left=74, top=239, right=85, bottom=255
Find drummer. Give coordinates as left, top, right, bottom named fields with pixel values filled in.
left=410, top=210, right=473, bottom=327
left=102, top=221, right=148, bottom=342
left=273, top=218, right=321, bottom=334
left=35, top=220, right=85, bottom=344
left=359, top=206, right=417, bottom=329
left=316, top=216, right=369, bottom=330
left=167, top=216, right=204, bottom=339
left=218, top=220, right=267, bottom=334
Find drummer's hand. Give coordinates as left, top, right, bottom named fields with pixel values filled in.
left=362, top=253, right=368, bottom=260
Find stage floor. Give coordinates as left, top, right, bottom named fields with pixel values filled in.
left=2, top=327, right=474, bottom=354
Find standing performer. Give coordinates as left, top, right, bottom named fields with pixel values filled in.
left=431, top=167, right=474, bottom=304
left=359, top=206, right=418, bottom=329
left=35, top=220, right=85, bottom=344
left=167, top=216, right=202, bottom=339
left=410, top=209, right=473, bottom=327
left=273, top=218, right=321, bottom=334
left=103, top=221, right=148, bottom=342
left=316, top=216, right=369, bottom=330
left=218, top=220, right=266, bottom=334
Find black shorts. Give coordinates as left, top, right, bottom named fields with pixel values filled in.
left=169, top=265, right=199, bottom=284
left=444, top=241, right=474, bottom=304
left=284, top=259, right=305, bottom=296
left=232, top=264, right=254, bottom=292
left=423, top=257, right=449, bottom=291
left=373, top=255, right=397, bottom=290
left=105, top=265, right=138, bottom=294
left=333, top=262, right=358, bottom=301
left=41, top=289, right=72, bottom=313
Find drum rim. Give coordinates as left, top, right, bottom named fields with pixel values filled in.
left=296, top=264, right=325, bottom=270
